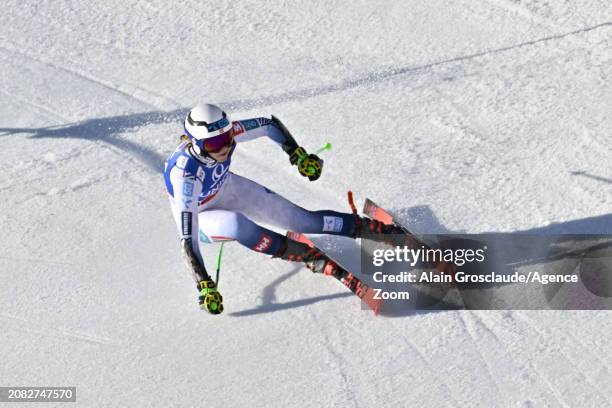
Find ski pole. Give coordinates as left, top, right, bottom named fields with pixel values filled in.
left=215, top=242, right=225, bottom=286
left=296, top=142, right=332, bottom=167
left=314, top=142, right=332, bottom=156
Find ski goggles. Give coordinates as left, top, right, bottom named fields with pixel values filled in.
left=202, top=128, right=235, bottom=153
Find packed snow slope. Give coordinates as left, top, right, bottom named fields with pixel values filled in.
left=1, top=1, right=611, bottom=406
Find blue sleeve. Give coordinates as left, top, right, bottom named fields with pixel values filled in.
left=232, top=118, right=287, bottom=145
left=167, top=157, right=209, bottom=282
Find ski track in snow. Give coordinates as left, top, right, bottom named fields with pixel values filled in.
left=198, top=21, right=612, bottom=114
left=310, top=317, right=359, bottom=408
left=385, top=316, right=461, bottom=406
left=457, top=312, right=504, bottom=403
left=0, top=313, right=116, bottom=346
left=482, top=0, right=610, bottom=45
left=262, top=267, right=362, bottom=407
left=0, top=42, right=160, bottom=111
left=0, top=88, right=71, bottom=124
left=512, top=312, right=612, bottom=406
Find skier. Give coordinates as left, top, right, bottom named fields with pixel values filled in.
left=164, top=103, right=397, bottom=314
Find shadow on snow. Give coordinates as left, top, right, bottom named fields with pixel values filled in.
left=229, top=266, right=352, bottom=317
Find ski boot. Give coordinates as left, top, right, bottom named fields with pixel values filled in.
left=198, top=278, right=223, bottom=314
left=352, top=215, right=415, bottom=247
left=275, top=239, right=341, bottom=277
left=344, top=191, right=414, bottom=247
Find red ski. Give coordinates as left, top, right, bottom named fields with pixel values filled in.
left=362, top=198, right=457, bottom=280
left=287, top=231, right=383, bottom=315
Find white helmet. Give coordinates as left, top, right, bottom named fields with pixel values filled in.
left=184, top=103, right=233, bottom=155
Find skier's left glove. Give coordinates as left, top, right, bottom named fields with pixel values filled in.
left=271, top=115, right=324, bottom=181
left=289, top=147, right=323, bottom=181
left=198, top=278, right=223, bottom=314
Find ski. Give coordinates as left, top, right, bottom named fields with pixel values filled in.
left=287, top=231, right=383, bottom=315
left=363, top=198, right=439, bottom=247
left=362, top=198, right=457, bottom=279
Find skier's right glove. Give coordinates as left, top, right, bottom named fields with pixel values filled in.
left=198, top=278, right=223, bottom=314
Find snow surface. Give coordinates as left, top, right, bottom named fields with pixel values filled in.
left=1, top=0, right=611, bottom=406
